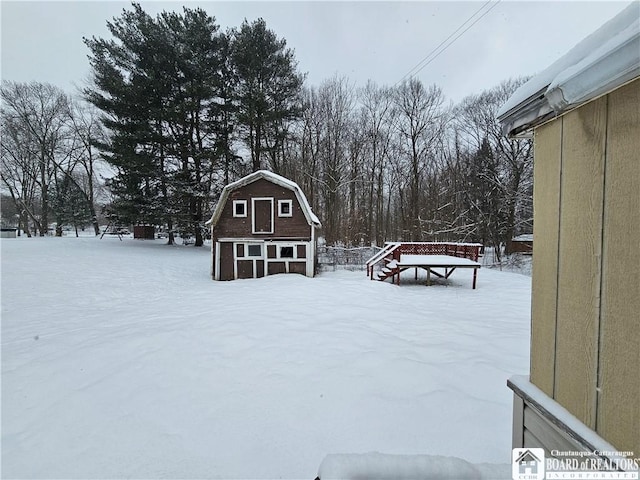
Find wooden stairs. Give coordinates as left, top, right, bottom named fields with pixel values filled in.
left=366, top=242, right=401, bottom=282
left=374, top=259, right=399, bottom=282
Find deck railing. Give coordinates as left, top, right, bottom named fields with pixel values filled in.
left=395, top=242, right=482, bottom=261
left=365, top=242, right=401, bottom=278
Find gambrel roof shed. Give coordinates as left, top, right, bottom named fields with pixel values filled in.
left=207, top=170, right=321, bottom=281
left=207, top=170, right=321, bottom=228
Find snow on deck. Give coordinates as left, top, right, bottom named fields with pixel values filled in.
left=1, top=236, right=530, bottom=478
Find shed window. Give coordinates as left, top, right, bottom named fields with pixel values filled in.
left=278, top=200, right=293, bottom=217
left=247, top=244, right=262, bottom=257
left=233, top=200, right=247, bottom=217
left=280, top=246, right=294, bottom=258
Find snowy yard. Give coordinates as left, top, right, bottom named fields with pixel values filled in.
left=1, top=236, right=530, bottom=479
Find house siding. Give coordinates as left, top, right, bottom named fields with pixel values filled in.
left=554, top=96, right=606, bottom=431
left=597, top=79, right=640, bottom=451
left=529, top=78, right=640, bottom=453
left=530, top=119, right=562, bottom=398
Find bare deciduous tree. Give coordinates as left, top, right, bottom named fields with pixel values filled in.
left=455, top=78, right=533, bottom=258
left=1, top=82, right=108, bottom=237
left=392, top=79, right=448, bottom=240
left=357, top=81, right=397, bottom=246
left=65, top=100, right=107, bottom=236
left=1, top=81, right=71, bottom=236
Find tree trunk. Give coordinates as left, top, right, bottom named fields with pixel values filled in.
left=21, top=211, right=32, bottom=237
left=92, top=215, right=100, bottom=236
left=167, top=220, right=175, bottom=245
left=39, top=149, right=49, bottom=236
left=253, top=123, right=262, bottom=171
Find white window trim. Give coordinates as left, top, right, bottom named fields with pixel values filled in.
left=233, top=241, right=264, bottom=280
left=251, top=197, right=274, bottom=234
left=214, top=241, right=221, bottom=280
left=235, top=242, right=264, bottom=259
left=246, top=243, right=263, bottom=258
left=278, top=244, right=296, bottom=259
left=278, top=199, right=293, bottom=217
left=262, top=241, right=313, bottom=277
left=233, top=200, right=247, bottom=218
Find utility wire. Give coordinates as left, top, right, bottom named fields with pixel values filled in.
left=398, top=1, right=493, bottom=82
left=396, top=0, right=496, bottom=84
left=396, top=0, right=502, bottom=86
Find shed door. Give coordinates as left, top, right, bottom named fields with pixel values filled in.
left=252, top=198, right=273, bottom=234
left=219, top=242, right=234, bottom=280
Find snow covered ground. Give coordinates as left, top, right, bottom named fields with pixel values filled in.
left=1, top=236, right=531, bottom=479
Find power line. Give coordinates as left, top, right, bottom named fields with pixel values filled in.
left=396, top=1, right=498, bottom=84
left=398, top=1, right=493, bottom=82
left=396, top=1, right=502, bottom=86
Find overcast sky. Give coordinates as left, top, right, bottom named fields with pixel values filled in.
left=0, top=1, right=631, bottom=103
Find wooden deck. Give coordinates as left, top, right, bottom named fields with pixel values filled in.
left=366, top=242, right=483, bottom=289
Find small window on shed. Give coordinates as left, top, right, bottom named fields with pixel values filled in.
left=247, top=244, right=262, bottom=257
left=278, top=199, right=293, bottom=217
left=280, top=246, right=294, bottom=258
left=233, top=200, right=247, bottom=217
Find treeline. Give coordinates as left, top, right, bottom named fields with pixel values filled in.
left=0, top=82, right=104, bottom=237
left=0, top=3, right=533, bottom=256
left=285, top=76, right=533, bottom=257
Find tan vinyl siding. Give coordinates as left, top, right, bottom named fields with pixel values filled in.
left=553, top=97, right=606, bottom=429
left=597, top=80, right=640, bottom=450
left=530, top=120, right=562, bottom=397
left=529, top=77, right=640, bottom=454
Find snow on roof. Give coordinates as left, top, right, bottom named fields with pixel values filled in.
left=206, top=170, right=321, bottom=228
left=498, top=2, right=640, bottom=137
left=512, top=234, right=533, bottom=242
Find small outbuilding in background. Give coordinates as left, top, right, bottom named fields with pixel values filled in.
left=206, top=170, right=321, bottom=281
left=133, top=225, right=155, bottom=240
left=506, top=234, right=533, bottom=255
left=0, top=228, right=18, bottom=239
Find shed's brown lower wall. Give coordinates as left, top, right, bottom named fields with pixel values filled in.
left=214, top=240, right=315, bottom=280
left=530, top=78, right=640, bottom=454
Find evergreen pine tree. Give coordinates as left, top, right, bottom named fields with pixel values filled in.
left=84, top=4, right=224, bottom=245
left=231, top=18, right=305, bottom=172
